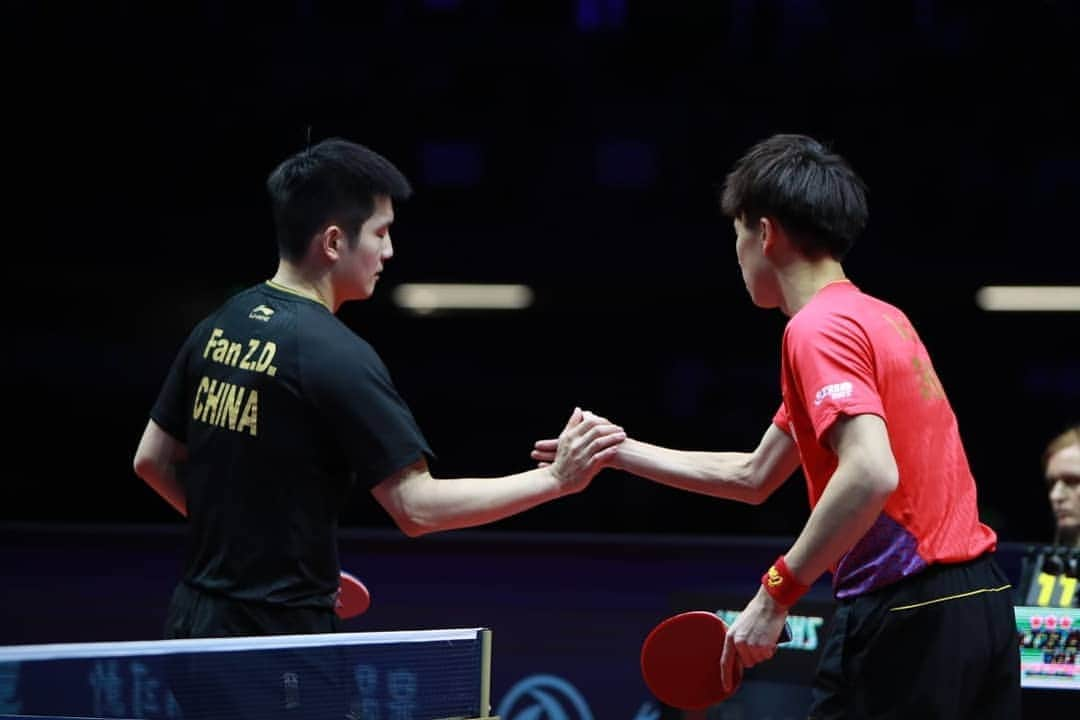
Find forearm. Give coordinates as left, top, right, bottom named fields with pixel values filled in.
left=611, top=438, right=764, bottom=503
left=725, top=467, right=891, bottom=676
left=385, top=467, right=563, bottom=536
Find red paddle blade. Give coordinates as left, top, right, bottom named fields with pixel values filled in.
left=335, top=571, right=371, bottom=619
left=640, top=611, right=742, bottom=710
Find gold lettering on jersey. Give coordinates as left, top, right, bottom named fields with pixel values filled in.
left=882, top=313, right=917, bottom=342
left=912, top=356, right=945, bottom=400
left=237, top=390, right=258, bottom=435
left=214, top=383, right=243, bottom=427
left=254, top=343, right=277, bottom=374
left=203, top=328, right=277, bottom=377
left=193, top=375, right=259, bottom=436
left=883, top=315, right=946, bottom=401
left=238, top=339, right=260, bottom=370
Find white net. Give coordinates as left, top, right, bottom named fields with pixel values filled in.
left=0, top=628, right=491, bottom=719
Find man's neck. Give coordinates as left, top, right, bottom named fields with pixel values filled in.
left=269, top=262, right=334, bottom=311
left=1059, top=527, right=1080, bottom=550
left=777, top=257, right=848, bottom=316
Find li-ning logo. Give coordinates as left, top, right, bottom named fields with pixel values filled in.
left=814, top=381, right=853, bottom=406
left=767, top=565, right=784, bottom=587
left=498, top=674, right=594, bottom=720
left=249, top=304, right=275, bottom=322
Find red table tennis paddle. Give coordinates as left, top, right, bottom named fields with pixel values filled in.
left=334, top=571, right=371, bottom=619
left=640, top=611, right=792, bottom=710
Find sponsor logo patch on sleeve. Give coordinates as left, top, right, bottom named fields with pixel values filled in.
left=814, top=381, right=853, bottom=406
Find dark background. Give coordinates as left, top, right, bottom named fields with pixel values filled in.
left=4, top=0, right=1078, bottom=543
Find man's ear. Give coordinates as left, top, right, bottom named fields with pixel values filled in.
left=759, top=216, right=777, bottom=256
left=759, top=216, right=796, bottom=259
left=317, top=225, right=345, bottom=261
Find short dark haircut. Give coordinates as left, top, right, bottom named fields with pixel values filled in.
left=719, top=134, right=868, bottom=260
left=266, top=138, right=413, bottom=261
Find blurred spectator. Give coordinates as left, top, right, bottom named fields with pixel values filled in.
left=1044, top=425, right=1080, bottom=548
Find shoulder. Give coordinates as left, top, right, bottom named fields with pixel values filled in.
left=785, top=299, right=863, bottom=344
left=300, top=309, right=379, bottom=356
left=783, top=287, right=878, bottom=356
left=295, top=310, right=391, bottom=383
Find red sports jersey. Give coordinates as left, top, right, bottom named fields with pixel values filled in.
left=772, top=280, right=997, bottom=598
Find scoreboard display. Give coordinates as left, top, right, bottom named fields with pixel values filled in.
left=1017, top=605, right=1080, bottom=690
left=1017, top=545, right=1080, bottom=691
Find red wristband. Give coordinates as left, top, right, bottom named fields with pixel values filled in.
left=761, top=555, right=809, bottom=608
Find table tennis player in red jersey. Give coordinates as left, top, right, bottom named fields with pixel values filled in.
left=534, top=134, right=1020, bottom=717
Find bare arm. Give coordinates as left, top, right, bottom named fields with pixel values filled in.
left=132, top=419, right=188, bottom=517
left=532, top=421, right=800, bottom=505
left=373, top=409, right=625, bottom=537
left=782, top=413, right=899, bottom=584
left=610, top=423, right=800, bottom=504
left=373, top=459, right=564, bottom=537
left=720, top=413, right=899, bottom=685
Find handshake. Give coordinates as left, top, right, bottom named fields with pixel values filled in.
left=528, top=407, right=628, bottom=495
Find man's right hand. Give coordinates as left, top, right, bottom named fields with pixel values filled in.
left=543, top=408, right=626, bottom=494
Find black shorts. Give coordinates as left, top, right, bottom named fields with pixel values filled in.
left=808, top=553, right=1020, bottom=720
left=162, top=583, right=349, bottom=720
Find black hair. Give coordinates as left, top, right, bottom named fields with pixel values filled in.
left=719, top=134, right=868, bottom=259
left=266, top=138, right=412, bottom=261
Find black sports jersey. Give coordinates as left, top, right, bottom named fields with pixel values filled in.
left=151, top=282, right=432, bottom=608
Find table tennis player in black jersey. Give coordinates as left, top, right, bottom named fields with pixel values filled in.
left=132, top=138, right=624, bottom=718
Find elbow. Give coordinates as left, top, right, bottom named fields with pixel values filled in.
left=834, top=454, right=898, bottom=507
left=133, top=443, right=175, bottom=484
left=394, top=513, right=433, bottom=538
left=742, top=485, right=770, bottom=506
left=877, top=466, right=899, bottom=498
left=132, top=452, right=156, bottom=482
left=875, top=452, right=900, bottom=496
left=376, top=483, right=440, bottom=538
left=740, top=457, right=773, bottom=506
left=864, top=462, right=899, bottom=502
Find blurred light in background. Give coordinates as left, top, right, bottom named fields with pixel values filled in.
left=393, top=283, right=534, bottom=314
left=975, top=286, right=1080, bottom=312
